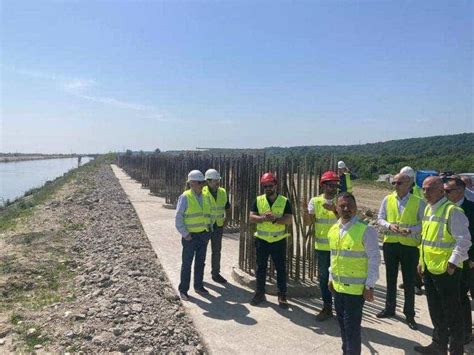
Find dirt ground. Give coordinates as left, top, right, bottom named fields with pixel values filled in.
left=353, top=181, right=392, bottom=214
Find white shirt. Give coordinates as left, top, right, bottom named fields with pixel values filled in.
left=377, top=192, right=425, bottom=234
left=329, top=216, right=381, bottom=288
left=424, top=197, right=471, bottom=266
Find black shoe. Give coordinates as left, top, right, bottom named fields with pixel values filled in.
left=407, top=317, right=418, bottom=330
left=212, top=274, right=227, bottom=284
left=278, top=293, right=289, bottom=309
left=399, top=283, right=405, bottom=289
left=179, top=291, right=190, bottom=301
left=413, top=342, right=446, bottom=354
left=250, top=291, right=266, bottom=306
left=376, top=310, right=395, bottom=319
left=415, top=286, right=423, bottom=296
left=194, top=287, right=209, bottom=295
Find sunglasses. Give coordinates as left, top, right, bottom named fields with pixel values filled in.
left=324, top=183, right=338, bottom=188
left=444, top=188, right=459, bottom=194
left=391, top=181, right=405, bottom=186
left=192, top=181, right=205, bottom=185
left=262, top=184, right=275, bottom=189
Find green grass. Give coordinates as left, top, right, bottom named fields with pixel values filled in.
left=0, top=254, right=18, bottom=274
left=16, top=322, right=49, bottom=351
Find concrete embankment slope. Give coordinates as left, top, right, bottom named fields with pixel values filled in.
left=112, top=164, right=458, bottom=355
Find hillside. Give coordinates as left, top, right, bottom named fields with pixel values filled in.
left=265, top=133, right=474, bottom=179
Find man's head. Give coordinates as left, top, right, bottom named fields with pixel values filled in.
left=205, top=169, right=221, bottom=190
left=337, top=160, right=347, bottom=175
left=320, top=171, right=340, bottom=198
left=460, top=175, right=473, bottom=190
left=260, top=172, right=277, bottom=198
left=400, top=166, right=415, bottom=183
left=444, top=176, right=466, bottom=204
left=422, top=176, right=445, bottom=205
left=392, top=173, right=411, bottom=197
left=187, top=170, right=206, bottom=193
left=336, top=192, right=357, bottom=221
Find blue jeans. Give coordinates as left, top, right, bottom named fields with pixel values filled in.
left=315, top=249, right=332, bottom=308
left=178, top=231, right=211, bottom=293
left=334, top=290, right=365, bottom=355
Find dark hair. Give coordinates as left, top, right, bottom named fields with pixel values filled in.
left=445, top=175, right=466, bottom=188
left=337, top=192, right=357, bottom=205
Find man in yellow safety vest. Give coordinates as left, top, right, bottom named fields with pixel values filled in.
left=203, top=168, right=230, bottom=284
left=328, top=192, right=381, bottom=355
left=249, top=172, right=293, bottom=308
left=302, top=170, right=340, bottom=321
left=413, top=176, right=471, bottom=355
left=376, top=173, right=425, bottom=330
left=175, top=170, right=213, bottom=301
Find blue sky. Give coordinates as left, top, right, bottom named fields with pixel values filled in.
left=1, top=0, right=472, bottom=153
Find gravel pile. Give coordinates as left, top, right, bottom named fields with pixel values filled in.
left=2, top=164, right=205, bottom=353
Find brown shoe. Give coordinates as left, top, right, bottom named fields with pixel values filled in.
left=278, top=293, right=289, bottom=309
left=315, top=306, right=333, bottom=321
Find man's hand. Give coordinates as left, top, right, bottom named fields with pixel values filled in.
left=389, top=224, right=400, bottom=233
left=264, top=212, right=276, bottom=222
left=183, top=234, right=192, bottom=241
left=399, top=228, right=410, bottom=236
left=469, top=260, right=474, bottom=269
left=301, top=199, right=308, bottom=213
left=322, top=203, right=336, bottom=213
left=447, top=262, right=457, bottom=275
left=363, top=288, right=374, bottom=302
left=417, top=264, right=424, bottom=278
left=328, top=281, right=335, bottom=294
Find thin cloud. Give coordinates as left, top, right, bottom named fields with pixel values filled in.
left=15, top=67, right=156, bottom=113
left=63, top=79, right=97, bottom=92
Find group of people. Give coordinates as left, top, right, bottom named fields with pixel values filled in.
left=174, top=162, right=473, bottom=355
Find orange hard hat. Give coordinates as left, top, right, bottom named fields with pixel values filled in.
left=320, top=171, right=340, bottom=184
left=260, top=172, right=277, bottom=184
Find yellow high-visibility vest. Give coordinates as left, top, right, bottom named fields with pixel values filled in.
left=383, top=192, right=422, bottom=247
left=254, top=194, right=289, bottom=243
left=203, top=186, right=227, bottom=227
left=420, top=200, right=463, bottom=274
left=328, top=221, right=368, bottom=295
left=311, top=195, right=337, bottom=251
left=344, top=173, right=353, bottom=193
left=183, top=189, right=211, bottom=233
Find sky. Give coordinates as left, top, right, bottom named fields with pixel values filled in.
left=1, top=0, right=473, bottom=154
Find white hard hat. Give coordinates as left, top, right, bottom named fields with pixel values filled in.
left=337, top=161, right=346, bottom=169
left=187, top=170, right=205, bottom=182
left=205, top=168, right=221, bottom=180
left=400, top=166, right=415, bottom=178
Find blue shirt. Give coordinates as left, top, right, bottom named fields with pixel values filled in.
left=175, top=190, right=204, bottom=238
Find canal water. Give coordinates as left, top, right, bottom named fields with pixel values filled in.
left=0, top=157, right=93, bottom=204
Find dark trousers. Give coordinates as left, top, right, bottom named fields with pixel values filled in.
left=255, top=237, right=287, bottom=294
left=334, top=290, right=365, bottom=355
left=210, top=224, right=223, bottom=276
left=460, top=261, right=474, bottom=339
left=178, top=231, right=211, bottom=293
left=423, top=268, right=464, bottom=355
left=383, top=242, right=418, bottom=318
left=315, top=249, right=332, bottom=308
